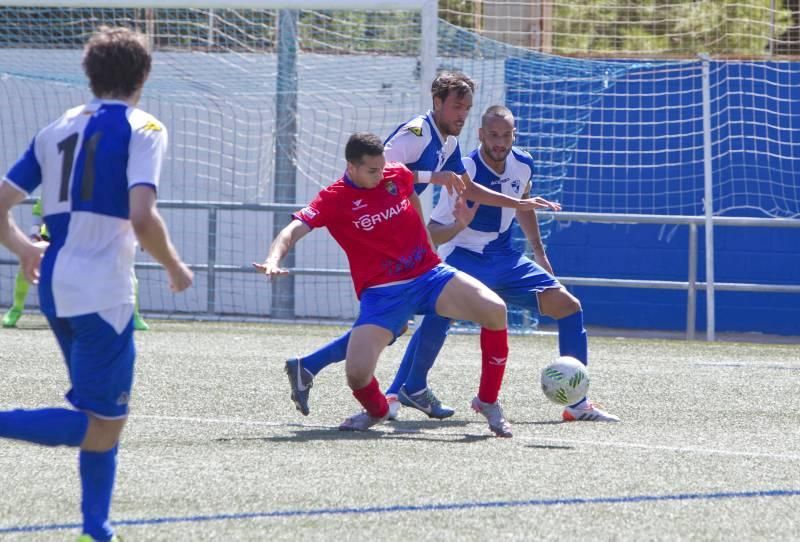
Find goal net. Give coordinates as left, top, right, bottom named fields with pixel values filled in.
left=0, top=3, right=629, bottom=330
left=3, top=3, right=794, bottom=332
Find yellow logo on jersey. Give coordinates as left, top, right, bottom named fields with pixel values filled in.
left=408, top=126, right=423, bottom=137
left=142, top=120, right=162, bottom=132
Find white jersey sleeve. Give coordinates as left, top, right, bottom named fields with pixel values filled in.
left=127, top=110, right=167, bottom=190
left=384, top=116, right=429, bottom=165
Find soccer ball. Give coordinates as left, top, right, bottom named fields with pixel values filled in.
left=540, top=356, right=590, bottom=405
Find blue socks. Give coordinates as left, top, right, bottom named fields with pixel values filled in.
left=557, top=310, right=588, bottom=366
left=0, top=408, right=88, bottom=447
left=559, top=310, right=590, bottom=408
left=0, top=407, right=119, bottom=541
left=387, top=315, right=451, bottom=396
left=386, top=328, right=418, bottom=396
left=301, top=331, right=350, bottom=375
left=80, top=446, right=118, bottom=542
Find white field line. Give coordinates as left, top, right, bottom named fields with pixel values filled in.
left=130, top=414, right=800, bottom=461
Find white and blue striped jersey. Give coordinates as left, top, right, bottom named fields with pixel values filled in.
left=384, top=110, right=466, bottom=194
left=2, top=98, right=167, bottom=318
left=431, top=146, right=534, bottom=260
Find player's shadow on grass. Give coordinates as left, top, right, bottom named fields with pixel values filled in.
left=388, top=419, right=470, bottom=431
left=525, top=443, right=575, bottom=450
left=509, top=420, right=569, bottom=426
left=217, top=431, right=491, bottom=444
left=2, top=323, right=50, bottom=331
left=214, top=420, right=493, bottom=444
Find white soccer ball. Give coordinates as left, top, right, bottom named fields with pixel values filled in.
left=540, top=356, right=590, bottom=405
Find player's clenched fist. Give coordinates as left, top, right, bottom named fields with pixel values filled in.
left=19, top=240, right=47, bottom=285
left=167, top=261, right=194, bottom=292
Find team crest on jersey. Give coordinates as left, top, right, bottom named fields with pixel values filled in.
left=511, top=179, right=521, bottom=192
left=408, top=126, right=423, bottom=137
left=385, top=181, right=398, bottom=196
left=300, top=206, right=318, bottom=219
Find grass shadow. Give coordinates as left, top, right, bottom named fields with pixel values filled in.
left=508, top=420, right=568, bottom=426
left=525, top=443, right=576, bottom=450
left=213, top=424, right=495, bottom=444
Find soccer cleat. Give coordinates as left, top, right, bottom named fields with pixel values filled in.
left=77, top=535, right=123, bottom=541
left=338, top=410, right=388, bottom=432
left=285, top=358, right=314, bottom=416
left=2, top=308, right=21, bottom=328
left=398, top=386, right=455, bottom=419
left=562, top=401, right=620, bottom=422
left=133, top=314, right=150, bottom=331
left=470, top=396, right=513, bottom=438
left=386, top=393, right=401, bottom=420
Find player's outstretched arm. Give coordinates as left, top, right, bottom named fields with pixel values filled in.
left=516, top=203, right=555, bottom=276
left=253, top=219, right=311, bottom=278
left=0, top=182, right=44, bottom=284
left=129, top=185, right=193, bottom=293
left=461, top=172, right=561, bottom=211
left=516, top=195, right=562, bottom=212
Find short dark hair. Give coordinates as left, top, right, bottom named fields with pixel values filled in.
left=82, top=26, right=152, bottom=99
left=345, top=132, right=384, bottom=164
left=431, top=71, right=475, bottom=104
left=481, top=105, right=514, bottom=127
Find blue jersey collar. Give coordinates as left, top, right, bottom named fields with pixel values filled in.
left=475, top=145, right=509, bottom=178
left=425, top=110, right=446, bottom=145
left=343, top=172, right=366, bottom=190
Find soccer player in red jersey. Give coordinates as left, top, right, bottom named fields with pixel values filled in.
left=255, top=133, right=554, bottom=436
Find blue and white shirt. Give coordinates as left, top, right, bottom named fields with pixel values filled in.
left=431, top=146, right=534, bottom=260
left=2, top=98, right=167, bottom=318
left=384, top=111, right=466, bottom=194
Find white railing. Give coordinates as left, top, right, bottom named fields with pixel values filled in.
left=5, top=201, right=797, bottom=340
left=538, top=211, right=800, bottom=340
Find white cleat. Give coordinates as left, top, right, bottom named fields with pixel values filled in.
left=471, top=396, right=513, bottom=438
left=338, top=411, right=389, bottom=432
left=387, top=394, right=401, bottom=420
left=562, top=401, right=620, bottom=422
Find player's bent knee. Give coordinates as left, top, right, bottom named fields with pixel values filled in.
left=557, top=294, right=581, bottom=317
left=540, top=288, right=582, bottom=319
left=345, top=357, right=377, bottom=390
left=81, top=415, right=127, bottom=452
left=346, top=371, right=373, bottom=391
left=482, top=297, right=508, bottom=330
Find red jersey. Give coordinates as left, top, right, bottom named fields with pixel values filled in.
left=293, top=162, right=441, bottom=298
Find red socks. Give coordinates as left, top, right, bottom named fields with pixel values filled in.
left=478, top=327, right=509, bottom=404
left=353, top=377, right=389, bottom=418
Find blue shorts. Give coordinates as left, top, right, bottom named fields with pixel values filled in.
left=445, top=247, right=561, bottom=312
left=355, top=264, right=457, bottom=337
left=46, top=310, right=136, bottom=419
